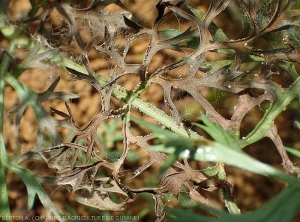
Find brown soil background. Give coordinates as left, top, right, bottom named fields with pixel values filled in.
left=2, top=0, right=300, bottom=221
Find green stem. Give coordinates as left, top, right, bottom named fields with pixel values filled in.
left=50, top=55, right=202, bottom=139
left=242, top=76, right=300, bottom=147
left=0, top=43, right=15, bottom=221
left=223, top=188, right=240, bottom=214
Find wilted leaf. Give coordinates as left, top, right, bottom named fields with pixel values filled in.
left=74, top=177, right=132, bottom=211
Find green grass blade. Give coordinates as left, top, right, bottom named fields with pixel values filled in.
left=0, top=144, right=10, bottom=219
left=0, top=43, right=14, bottom=220
left=150, top=141, right=300, bottom=185
left=285, top=146, right=300, bottom=158
left=168, top=185, right=300, bottom=222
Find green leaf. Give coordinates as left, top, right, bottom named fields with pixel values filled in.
left=279, top=62, right=299, bottom=81
left=202, top=163, right=225, bottom=178
left=8, top=163, right=64, bottom=220
left=187, top=5, right=229, bottom=42
left=159, top=29, right=185, bottom=39
left=194, top=114, right=240, bottom=149
left=168, top=185, right=300, bottom=222
left=158, top=143, right=298, bottom=184
left=0, top=155, right=10, bottom=220
left=0, top=35, right=12, bottom=220
left=148, top=136, right=299, bottom=185
left=295, top=121, right=300, bottom=130
left=131, top=116, right=188, bottom=141
left=293, top=1, right=300, bottom=9
left=159, top=137, right=194, bottom=177
left=199, top=60, right=233, bottom=75
left=285, top=146, right=300, bottom=158
left=0, top=0, right=9, bottom=16
left=243, top=77, right=300, bottom=147
left=159, top=29, right=200, bottom=49
left=137, top=114, right=298, bottom=185
left=187, top=5, right=205, bottom=21
left=6, top=74, right=78, bottom=148
left=28, top=0, right=47, bottom=17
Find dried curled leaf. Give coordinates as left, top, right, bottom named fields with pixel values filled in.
left=15, top=0, right=300, bottom=221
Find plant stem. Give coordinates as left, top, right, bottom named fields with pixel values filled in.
left=50, top=54, right=202, bottom=139
left=242, top=76, right=300, bottom=147
left=0, top=43, right=14, bottom=220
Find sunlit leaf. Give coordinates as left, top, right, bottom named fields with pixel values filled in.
left=187, top=5, right=205, bottom=21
